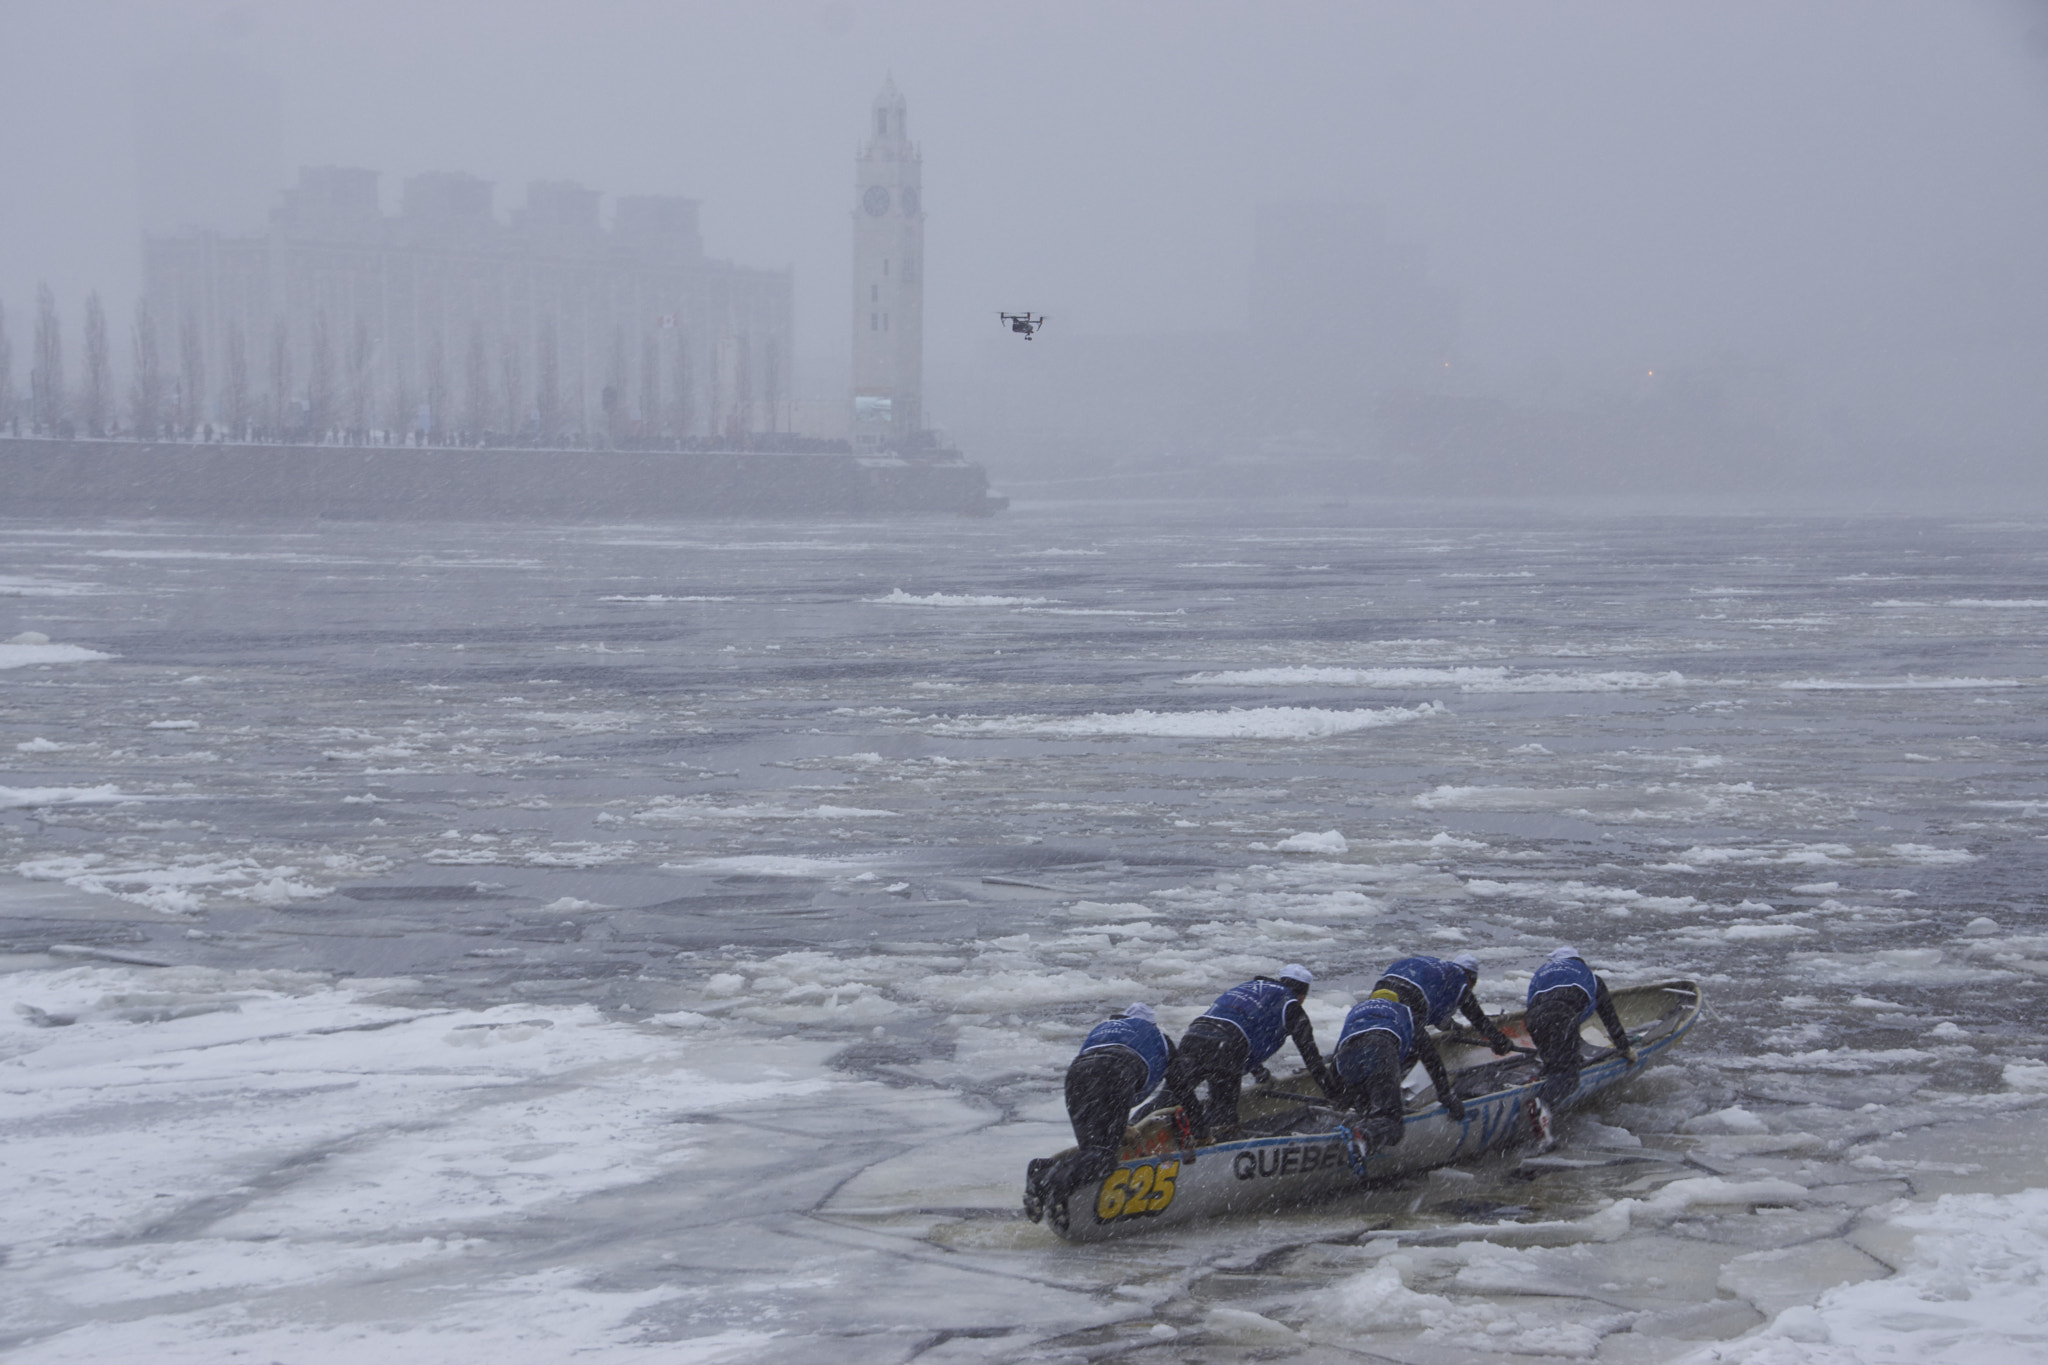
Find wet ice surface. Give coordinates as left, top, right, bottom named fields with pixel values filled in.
left=2, top=504, right=2046, bottom=1362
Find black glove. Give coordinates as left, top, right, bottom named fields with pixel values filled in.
left=1443, top=1095, right=1466, bottom=1122
left=1250, top=1064, right=1273, bottom=1085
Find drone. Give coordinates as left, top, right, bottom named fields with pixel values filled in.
left=1000, top=312, right=1044, bottom=340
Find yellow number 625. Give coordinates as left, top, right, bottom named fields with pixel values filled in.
left=1095, top=1160, right=1180, bottom=1222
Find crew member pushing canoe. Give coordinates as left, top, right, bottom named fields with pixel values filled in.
left=1330, top=953, right=1514, bottom=1151
left=1024, top=1003, right=1174, bottom=1230
left=1526, top=946, right=1635, bottom=1107
left=1164, top=965, right=1332, bottom=1144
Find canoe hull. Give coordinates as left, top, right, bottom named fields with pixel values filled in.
left=1050, top=979, right=1701, bottom=1242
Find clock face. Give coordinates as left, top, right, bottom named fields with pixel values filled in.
left=899, top=187, right=920, bottom=215
left=862, top=185, right=890, bottom=217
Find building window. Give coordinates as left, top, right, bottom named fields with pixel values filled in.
left=870, top=283, right=877, bottom=302
left=871, top=313, right=878, bottom=331
left=875, top=109, right=887, bottom=136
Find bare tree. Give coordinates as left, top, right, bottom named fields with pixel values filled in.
left=179, top=315, right=205, bottom=436
left=536, top=316, right=559, bottom=442
left=391, top=380, right=415, bottom=442
left=639, top=332, right=658, bottom=436
left=347, top=317, right=372, bottom=439
left=0, top=301, right=16, bottom=431
left=669, top=330, right=691, bottom=439
left=388, top=344, right=414, bottom=443
left=603, top=325, right=628, bottom=446
left=223, top=325, right=249, bottom=438
left=82, top=293, right=112, bottom=436
left=465, top=322, right=489, bottom=440
left=307, top=313, right=333, bottom=440
left=31, top=283, right=64, bottom=433
left=267, top=320, right=292, bottom=439
left=729, top=332, right=752, bottom=440
left=501, top=340, right=523, bottom=439
left=567, top=336, right=586, bottom=437
left=130, top=302, right=162, bottom=439
left=424, top=330, right=447, bottom=444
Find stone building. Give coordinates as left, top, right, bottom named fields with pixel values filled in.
left=850, top=79, right=925, bottom=449
left=143, top=166, right=794, bottom=442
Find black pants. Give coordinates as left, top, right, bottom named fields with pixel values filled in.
left=1041, top=1048, right=1149, bottom=1209
left=1331, top=1032, right=1406, bottom=1151
left=1528, top=987, right=1590, bottom=1108
left=1162, top=1019, right=1250, bottom=1144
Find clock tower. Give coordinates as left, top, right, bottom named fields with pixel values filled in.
left=851, top=79, right=924, bottom=447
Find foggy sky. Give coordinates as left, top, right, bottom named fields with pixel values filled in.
left=2, top=0, right=2044, bottom=464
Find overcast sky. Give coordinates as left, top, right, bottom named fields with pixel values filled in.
left=2, top=0, right=2044, bottom=450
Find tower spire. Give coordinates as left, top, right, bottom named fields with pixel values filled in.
left=851, top=80, right=923, bottom=448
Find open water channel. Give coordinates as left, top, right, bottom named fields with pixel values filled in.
left=2, top=502, right=2045, bottom=1362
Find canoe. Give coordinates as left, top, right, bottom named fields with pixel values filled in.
left=1042, top=979, right=1702, bottom=1242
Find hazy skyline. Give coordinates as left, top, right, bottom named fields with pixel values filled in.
left=3, top=0, right=2044, bottom=472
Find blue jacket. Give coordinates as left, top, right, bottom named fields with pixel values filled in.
left=1334, top=997, right=1415, bottom=1084
left=1527, top=956, right=1599, bottom=1024
left=1079, top=1015, right=1171, bottom=1094
left=1202, top=979, right=1297, bottom=1065
left=1381, top=956, right=1474, bottom=1027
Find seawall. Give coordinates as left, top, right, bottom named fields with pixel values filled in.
left=0, top=438, right=1003, bottom=520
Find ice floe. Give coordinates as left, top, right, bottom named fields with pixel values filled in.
left=939, top=702, right=1443, bottom=740
left=1276, top=830, right=1349, bottom=854
left=1181, top=664, right=1687, bottom=692
left=1413, top=781, right=1770, bottom=823
left=2004, top=1062, right=2048, bottom=1091
left=0, top=576, right=109, bottom=598
left=1684, top=1188, right=2048, bottom=1365
left=0, top=965, right=831, bottom=1363
left=659, top=853, right=892, bottom=878
left=631, top=796, right=899, bottom=824
left=1777, top=676, right=2025, bottom=690
left=1184, top=665, right=1512, bottom=687
left=871, top=589, right=1055, bottom=606
left=0, top=785, right=138, bottom=810
left=15, top=852, right=370, bottom=914
left=0, top=632, right=114, bottom=669
left=1670, top=841, right=1973, bottom=868
left=1309, top=1263, right=1623, bottom=1357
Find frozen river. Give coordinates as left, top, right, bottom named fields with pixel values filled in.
left=3, top=503, right=2045, bottom=1362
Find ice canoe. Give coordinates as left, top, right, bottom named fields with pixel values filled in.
left=1042, top=979, right=1701, bottom=1243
